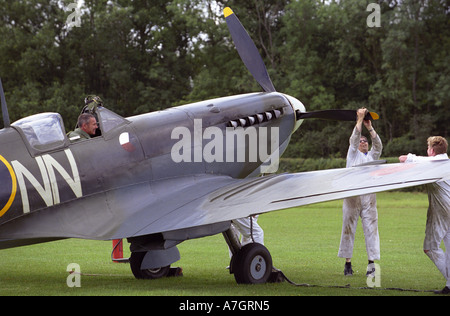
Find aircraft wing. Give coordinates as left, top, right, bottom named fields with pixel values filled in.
left=117, top=160, right=450, bottom=238
left=1, top=160, right=449, bottom=247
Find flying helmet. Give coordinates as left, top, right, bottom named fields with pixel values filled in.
left=84, top=95, right=103, bottom=107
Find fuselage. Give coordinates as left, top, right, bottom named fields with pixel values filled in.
left=0, top=92, right=305, bottom=248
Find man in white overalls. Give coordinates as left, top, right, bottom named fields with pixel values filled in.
left=400, top=136, right=450, bottom=295
left=338, top=108, right=383, bottom=277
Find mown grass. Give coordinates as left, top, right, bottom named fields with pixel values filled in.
left=0, top=192, right=445, bottom=296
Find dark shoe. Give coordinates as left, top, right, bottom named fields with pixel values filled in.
left=366, top=263, right=375, bottom=277
left=434, top=286, right=450, bottom=295
left=344, top=263, right=353, bottom=276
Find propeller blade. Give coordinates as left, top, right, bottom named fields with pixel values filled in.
left=296, top=110, right=379, bottom=122
left=224, top=7, right=276, bottom=93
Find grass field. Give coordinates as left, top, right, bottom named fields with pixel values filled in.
left=0, top=192, right=446, bottom=296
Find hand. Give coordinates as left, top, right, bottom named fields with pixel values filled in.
left=355, top=108, right=367, bottom=132
left=357, top=108, right=367, bottom=122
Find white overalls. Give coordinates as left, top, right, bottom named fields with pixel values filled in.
left=228, top=217, right=264, bottom=258
left=405, top=153, right=450, bottom=288
left=338, top=127, right=383, bottom=261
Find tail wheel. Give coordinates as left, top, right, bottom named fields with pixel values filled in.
left=130, top=251, right=170, bottom=279
left=233, top=243, right=272, bottom=284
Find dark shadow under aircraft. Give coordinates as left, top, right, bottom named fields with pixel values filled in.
left=0, top=7, right=449, bottom=284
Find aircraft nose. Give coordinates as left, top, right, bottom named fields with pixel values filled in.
left=283, top=94, right=306, bottom=134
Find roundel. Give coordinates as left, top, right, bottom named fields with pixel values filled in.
left=0, top=155, right=17, bottom=218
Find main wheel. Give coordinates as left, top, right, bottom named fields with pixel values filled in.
left=130, top=251, right=171, bottom=279
left=233, top=243, right=272, bottom=284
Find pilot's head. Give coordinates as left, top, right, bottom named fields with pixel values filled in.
left=78, top=113, right=98, bottom=136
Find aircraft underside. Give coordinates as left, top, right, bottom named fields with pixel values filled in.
left=127, top=222, right=279, bottom=284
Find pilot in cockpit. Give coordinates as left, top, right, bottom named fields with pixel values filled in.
left=80, top=95, right=103, bottom=137
left=67, top=113, right=98, bottom=142
left=67, top=95, right=103, bottom=142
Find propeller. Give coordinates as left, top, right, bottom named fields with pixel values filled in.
left=223, top=7, right=379, bottom=122
left=296, top=109, right=379, bottom=121
left=224, top=7, right=276, bottom=93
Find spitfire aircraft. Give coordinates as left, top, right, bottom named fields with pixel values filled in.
left=1, top=8, right=449, bottom=284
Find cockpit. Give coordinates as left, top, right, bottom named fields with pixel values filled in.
left=11, top=107, right=129, bottom=156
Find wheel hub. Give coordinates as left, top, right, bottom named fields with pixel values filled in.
left=250, top=255, right=266, bottom=280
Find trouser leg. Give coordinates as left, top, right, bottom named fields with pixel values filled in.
left=360, top=197, right=380, bottom=261
left=424, top=229, right=450, bottom=287
left=229, top=217, right=264, bottom=258
left=232, top=216, right=264, bottom=245
left=338, top=199, right=359, bottom=259
left=445, top=231, right=450, bottom=287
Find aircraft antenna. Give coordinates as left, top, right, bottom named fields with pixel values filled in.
left=0, top=78, right=11, bottom=128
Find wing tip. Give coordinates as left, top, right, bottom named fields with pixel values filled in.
left=224, top=7, right=234, bottom=18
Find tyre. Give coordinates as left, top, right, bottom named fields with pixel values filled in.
left=130, top=251, right=170, bottom=279
left=233, top=243, right=272, bottom=284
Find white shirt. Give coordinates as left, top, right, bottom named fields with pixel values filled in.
left=405, top=153, right=449, bottom=162
left=346, top=127, right=383, bottom=168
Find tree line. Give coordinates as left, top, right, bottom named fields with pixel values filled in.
left=0, top=0, right=448, bottom=158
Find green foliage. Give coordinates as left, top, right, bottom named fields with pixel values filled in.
left=0, top=0, right=448, bottom=157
